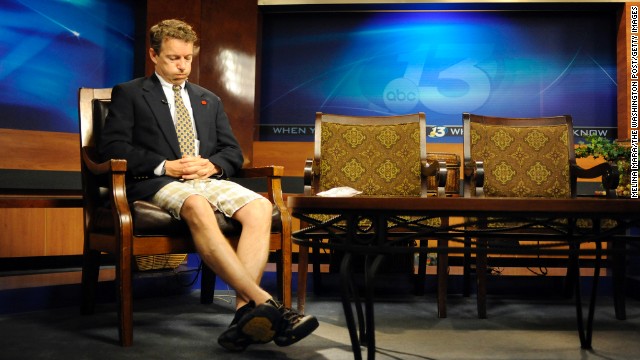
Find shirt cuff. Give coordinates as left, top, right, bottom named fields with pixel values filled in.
left=212, top=167, right=225, bottom=179
left=154, top=160, right=166, bottom=176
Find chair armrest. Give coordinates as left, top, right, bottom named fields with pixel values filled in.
left=234, top=165, right=286, bottom=203
left=81, top=146, right=127, bottom=175
left=422, top=160, right=447, bottom=196
left=81, top=146, right=132, bottom=245
left=303, top=158, right=315, bottom=195
left=81, top=147, right=127, bottom=196
left=235, top=165, right=291, bottom=231
left=235, top=165, right=284, bottom=178
left=570, top=161, right=619, bottom=198
left=463, top=159, right=484, bottom=197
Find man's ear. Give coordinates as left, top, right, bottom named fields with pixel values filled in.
left=149, top=48, right=158, bottom=64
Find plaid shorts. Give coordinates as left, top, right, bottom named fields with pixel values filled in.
left=150, top=179, right=264, bottom=220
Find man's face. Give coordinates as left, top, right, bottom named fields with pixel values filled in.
left=150, top=38, right=193, bottom=85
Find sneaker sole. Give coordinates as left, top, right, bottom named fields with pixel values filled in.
left=218, top=338, right=248, bottom=352
left=238, top=306, right=281, bottom=343
left=274, top=316, right=320, bottom=347
left=217, top=327, right=251, bottom=352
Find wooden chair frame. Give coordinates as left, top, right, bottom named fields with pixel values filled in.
left=461, top=112, right=619, bottom=318
left=296, top=112, right=448, bottom=313
left=78, top=87, right=292, bottom=346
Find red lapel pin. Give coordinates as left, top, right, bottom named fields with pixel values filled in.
left=201, top=100, right=207, bottom=105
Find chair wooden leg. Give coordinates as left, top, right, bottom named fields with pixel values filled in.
left=117, top=251, right=134, bottom=347
left=463, top=236, right=471, bottom=297
left=414, top=240, right=427, bottom=296
left=476, top=238, right=488, bottom=319
left=200, top=264, right=216, bottom=304
left=81, top=248, right=101, bottom=315
left=437, top=238, right=449, bottom=318
left=274, top=250, right=284, bottom=304
left=276, top=245, right=293, bottom=309
left=283, top=247, right=293, bottom=309
left=297, top=245, right=309, bottom=313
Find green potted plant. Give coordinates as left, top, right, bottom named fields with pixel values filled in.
left=575, top=135, right=631, bottom=197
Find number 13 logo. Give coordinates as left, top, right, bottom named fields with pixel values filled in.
left=383, top=44, right=493, bottom=115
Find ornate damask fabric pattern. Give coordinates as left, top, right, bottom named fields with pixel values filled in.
left=319, top=122, right=422, bottom=196
left=470, top=123, right=571, bottom=198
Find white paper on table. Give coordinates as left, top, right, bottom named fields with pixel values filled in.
left=316, top=186, right=363, bottom=197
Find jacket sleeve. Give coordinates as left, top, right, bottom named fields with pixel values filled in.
left=98, top=83, right=167, bottom=177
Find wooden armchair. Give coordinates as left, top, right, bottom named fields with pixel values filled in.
left=296, top=112, right=447, bottom=313
left=461, top=112, right=619, bottom=318
left=78, top=87, right=292, bottom=346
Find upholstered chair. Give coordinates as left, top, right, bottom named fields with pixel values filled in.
left=78, top=88, right=292, bottom=346
left=461, top=112, right=620, bottom=319
left=296, top=112, right=450, bottom=314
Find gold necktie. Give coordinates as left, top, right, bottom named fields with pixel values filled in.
left=172, top=85, right=196, bottom=156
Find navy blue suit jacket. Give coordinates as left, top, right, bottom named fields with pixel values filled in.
left=99, top=75, right=244, bottom=201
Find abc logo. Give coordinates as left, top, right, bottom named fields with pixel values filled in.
left=383, top=78, right=419, bottom=113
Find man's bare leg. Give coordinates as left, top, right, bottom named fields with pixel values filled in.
left=181, top=195, right=318, bottom=351
left=179, top=195, right=271, bottom=306
left=230, top=197, right=273, bottom=307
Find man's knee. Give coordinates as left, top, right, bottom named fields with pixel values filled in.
left=254, top=197, right=273, bottom=219
left=256, top=197, right=273, bottom=212
left=180, top=195, right=214, bottom=220
left=236, top=197, right=272, bottom=224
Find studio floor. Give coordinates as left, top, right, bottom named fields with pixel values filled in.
left=1, top=286, right=639, bottom=360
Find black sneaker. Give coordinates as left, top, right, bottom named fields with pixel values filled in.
left=236, top=298, right=282, bottom=344
left=217, top=302, right=256, bottom=352
left=274, top=306, right=319, bottom=347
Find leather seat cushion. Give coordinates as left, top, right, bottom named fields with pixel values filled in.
left=92, top=200, right=282, bottom=237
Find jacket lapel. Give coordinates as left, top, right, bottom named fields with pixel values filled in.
left=186, top=83, right=210, bottom=156
left=142, top=75, right=182, bottom=158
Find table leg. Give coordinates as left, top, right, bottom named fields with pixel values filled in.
left=612, top=236, right=627, bottom=320
left=587, top=240, right=603, bottom=349
left=415, top=240, right=428, bottom=296
left=354, top=274, right=366, bottom=346
left=564, top=247, right=578, bottom=299
left=312, top=244, right=324, bottom=296
left=363, top=254, right=385, bottom=360
left=340, top=252, right=362, bottom=360
left=573, top=237, right=602, bottom=350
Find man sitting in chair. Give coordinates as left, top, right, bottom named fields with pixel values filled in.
left=99, top=18, right=318, bottom=352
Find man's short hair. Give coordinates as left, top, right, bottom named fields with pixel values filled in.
left=149, top=19, right=199, bottom=55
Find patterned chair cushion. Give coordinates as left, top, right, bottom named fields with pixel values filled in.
left=470, top=122, right=571, bottom=198
left=319, top=122, right=422, bottom=196
left=468, top=122, right=616, bottom=229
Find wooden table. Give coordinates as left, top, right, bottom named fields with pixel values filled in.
left=288, top=195, right=640, bottom=360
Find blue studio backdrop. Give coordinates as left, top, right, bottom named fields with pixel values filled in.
left=259, top=8, right=618, bottom=142
left=0, top=0, right=135, bottom=133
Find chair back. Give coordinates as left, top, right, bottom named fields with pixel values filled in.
left=463, top=113, right=575, bottom=198
left=310, top=112, right=428, bottom=196
left=78, top=88, right=113, bottom=234
left=79, top=88, right=112, bottom=148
